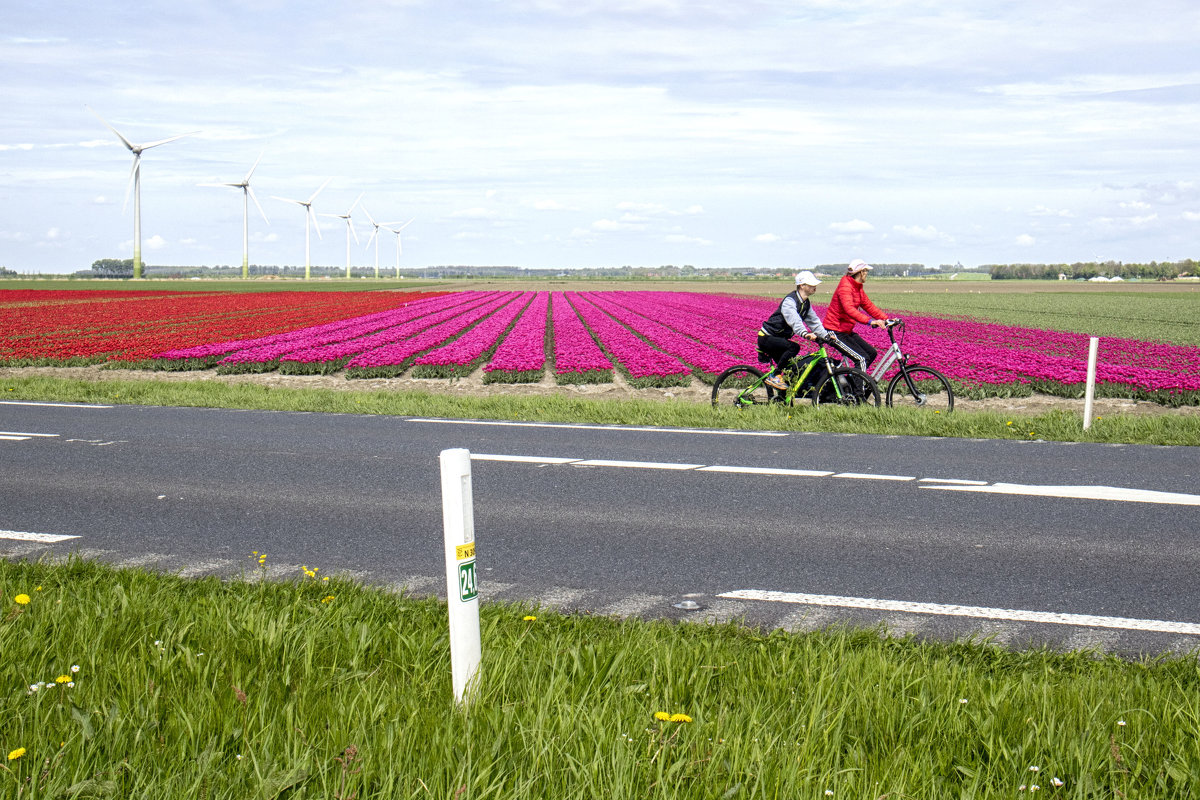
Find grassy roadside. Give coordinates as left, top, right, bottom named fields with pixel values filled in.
left=2, top=373, right=1199, bottom=446
left=3, top=557, right=1199, bottom=799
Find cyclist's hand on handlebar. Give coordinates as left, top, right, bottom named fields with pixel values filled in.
left=869, top=318, right=887, bottom=329
left=802, top=332, right=818, bottom=342
left=885, top=318, right=902, bottom=327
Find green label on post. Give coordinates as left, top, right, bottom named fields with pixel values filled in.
left=458, top=560, right=478, bottom=602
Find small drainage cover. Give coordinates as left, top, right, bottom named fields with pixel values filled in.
left=672, top=600, right=701, bottom=611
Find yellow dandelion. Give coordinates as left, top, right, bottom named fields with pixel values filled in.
left=55, top=675, right=70, bottom=684
left=7, top=748, right=25, bottom=761
left=321, top=595, right=335, bottom=603
left=13, top=594, right=30, bottom=605
left=654, top=711, right=671, bottom=721
left=669, top=713, right=693, bottom=723
left=523, top=615, right=537, bottom=621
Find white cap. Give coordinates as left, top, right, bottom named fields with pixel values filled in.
left=794, top=270, right=821, bottom=286
left=847, top=259, right=873, bottom=274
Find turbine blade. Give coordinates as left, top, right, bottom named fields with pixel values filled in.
left=86, top=105, right=137, bottom=152
left=122, top=156, right=139, bottom=213
left=307, top=177, right=333, bottom=204
left=271, top=195, right=303, bottom=205
left=310, top=208, right=323, bottom=239
left=243, top=151, right=265, bottom=183
left=140, top=131, right=200, bottom=150
left=248, top=186, right=270, bottom=224
left=360, top=205, right=376, bottom=226
left=365, top=226, right=379, bottom=248
left=348, top=192, right=363, bottom=215
left=349, top=221, right=360, bottom=244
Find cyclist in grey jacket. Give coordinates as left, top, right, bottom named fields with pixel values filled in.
left=758, top=270, right=834, bottom=391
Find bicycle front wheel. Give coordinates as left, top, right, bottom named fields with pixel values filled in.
left=711, top=365, right=768, bottom=409
left=813, top=367, right=880, bottom=407
left=887, top=365, right=954, bottom=412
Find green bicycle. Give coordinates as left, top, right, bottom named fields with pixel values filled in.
left=710, top=337, right=881, bottom=409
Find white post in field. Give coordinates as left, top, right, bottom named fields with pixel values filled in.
left=440, top=448, right=481, bottom=704
left=1083, top=336, right=1099, bottom=430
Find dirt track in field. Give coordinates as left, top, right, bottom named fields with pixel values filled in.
left=4, top=364, right=1196, bottom=418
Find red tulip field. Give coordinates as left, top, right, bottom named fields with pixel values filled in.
left=3, top=289, right=1198, bottom=405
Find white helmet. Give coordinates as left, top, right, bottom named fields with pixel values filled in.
left=847, top=259, right=873, bottom=274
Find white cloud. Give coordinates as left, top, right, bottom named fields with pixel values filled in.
left=683, top=205, right=704, bottom=215
left=892, top=224, right=952, bottom=244
left=145, top=235, right=167, bottom=250
left=1029, top=205, right=1074, bottom=218
left=754, top=233, right=781, bottom=243
left=1119, top=201, right=1151, bottom=211
left=1183, top=211, right=1200, bottom=221
left=664, top=234, right=711, bottom=246
left=448, top=208, right=501, bottom=220
left=1016, top=234, right=1036, bottom=246
left=829, top=219, right=874, bottom=234
left=530, top=199, right=569, bottom=210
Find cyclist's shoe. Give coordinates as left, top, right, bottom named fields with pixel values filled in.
left=764, top=373, right=788, bottom=391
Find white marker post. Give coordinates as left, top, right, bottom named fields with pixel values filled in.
left=440, top=448, right=481, bottom=705
left=1083, top=336, right=1099, bottom=430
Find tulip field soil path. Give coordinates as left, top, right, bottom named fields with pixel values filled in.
left=3, top=363, right=1197, bottom=417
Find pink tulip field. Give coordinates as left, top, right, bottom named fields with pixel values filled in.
left=118, top=288, right=1198, bottom=405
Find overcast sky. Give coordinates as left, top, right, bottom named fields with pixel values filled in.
left=3, top=0, right=1199, bottom=274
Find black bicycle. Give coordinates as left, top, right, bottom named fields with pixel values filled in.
left=711, top=336, right=881, bottom=409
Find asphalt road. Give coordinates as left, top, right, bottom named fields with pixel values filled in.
left=3, top=399, right=1198, bottom=656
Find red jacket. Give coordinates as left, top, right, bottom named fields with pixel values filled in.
left=822, top=275, right=886, bottom=333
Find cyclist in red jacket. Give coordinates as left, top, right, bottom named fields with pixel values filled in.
left=822, top=259, right=890, bottom=371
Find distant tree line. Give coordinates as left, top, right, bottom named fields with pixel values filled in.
left=987, top=260, right=1196, bottom=280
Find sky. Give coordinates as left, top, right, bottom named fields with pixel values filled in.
left=2, top=0, right=1199, bottom=274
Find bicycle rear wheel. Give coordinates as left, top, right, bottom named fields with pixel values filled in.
left=887, top=365, right=954, bottom=412
left=711, top=365, right=768, bottom=408
left=812, top=367, right=880, bottom=407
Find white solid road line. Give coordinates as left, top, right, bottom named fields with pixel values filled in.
left=0, top=431, right=60, bottom=441
left=923, top=482, right=1200, bottom=506
left=469, top=453, right=1200, bottom=506
left=720, top=589, right=1200, bottom=636
left=470, top=454, right=581, bottom=465
left=832, top=471, right=915, bottom=481
left=0, top=530, right=80, bottom=543
left=698, top=465, right=834, bottom=477
left=0, top=401, right=112, bottom=408
left=574, top=458, right=704, bottom=470
left=408, top=418, right=788, bottom=436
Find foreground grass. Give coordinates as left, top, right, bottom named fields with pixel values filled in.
left=3, top=558, right=1199, bottom=798
left=2, top=374, right=1199, bottom=446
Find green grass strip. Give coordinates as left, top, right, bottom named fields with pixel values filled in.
left=1, top=374, right=1198, bottom=446
left=2, top=557, right=1199, bottom=798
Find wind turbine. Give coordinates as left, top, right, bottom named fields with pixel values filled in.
left=272, top=178, right=331, bottom=280
left=362, top=205, right=398, bottom=279
left=386, top=219, right=414, bottom=280
left=322, top=193, right=362, bottom=279
left=199, top=153, right=269, bottom=279
left=87, top=106, right=198, bottom=280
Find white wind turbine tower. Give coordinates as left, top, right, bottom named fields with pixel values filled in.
left=198, top=153, right=269, bottom=279
left=272, top=178, right=331, bottom=280
left=87, top=106, right=198, bottom=280
left=362, top=205, right=399, bottom=279
left=387, top=219, right=414, bottom=279
left=322, top=193, right=363, bottom=279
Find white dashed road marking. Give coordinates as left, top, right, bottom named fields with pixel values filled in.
left=0, top=530, right=80, bottom=543
left=720, top=589, right=1200, bottom=636
left=470, top=454, right=1200, bottom=506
